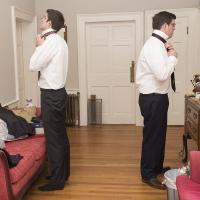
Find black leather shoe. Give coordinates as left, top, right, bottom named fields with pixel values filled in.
left=157, top=166, right=171, bottom=175
left=38, top=183, right=64, bottom=191
left=142, top=177, right=166, bottom=190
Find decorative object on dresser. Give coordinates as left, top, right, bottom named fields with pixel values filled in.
left=191, top=74, right=200, bottom=99
left=180, top=95, right=200, bottom=162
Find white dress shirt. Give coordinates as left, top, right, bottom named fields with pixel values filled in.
left=30, top=28, right=68, bottom=90
left=136, top=30, right=177, bottom=94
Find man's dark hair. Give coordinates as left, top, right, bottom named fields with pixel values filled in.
left=47, top=9, right=65, bottom=32
left=152, top=11, right=176, bottom=30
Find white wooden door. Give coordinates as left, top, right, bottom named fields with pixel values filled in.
left=86, top=21, right=136, bottom=124
left=167, top=17, right=188, bottom=125
left=145, top=9, right=190, bottom=125
left=16, top=21, right=25, bottom=107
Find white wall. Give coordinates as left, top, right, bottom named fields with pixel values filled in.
left=0, top=0, right=35, bottom=106
left=35, top=0, right=200, bottom=89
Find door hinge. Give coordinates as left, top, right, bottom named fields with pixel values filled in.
left=187, top=26, right=189, bottom=35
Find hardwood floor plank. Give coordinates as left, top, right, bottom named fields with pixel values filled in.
left=23, top=125, right=196, bottom=200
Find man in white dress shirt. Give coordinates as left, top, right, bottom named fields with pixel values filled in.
left=30, top=9, right=70, bottom=191
left=136, top=11, right=177, bottom=190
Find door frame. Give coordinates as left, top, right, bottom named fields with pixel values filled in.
left=11, top=6, right=38, bottom=107
left=77, top=12, right=144, bottom=126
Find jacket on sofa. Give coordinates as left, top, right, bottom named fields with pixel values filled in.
left=0, top=106, right=35, bottom=138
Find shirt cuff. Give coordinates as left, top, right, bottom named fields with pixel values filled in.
left=168, top=56, right=178, bottom=65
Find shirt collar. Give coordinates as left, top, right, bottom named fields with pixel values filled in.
left=153, top=30, right=168, bottom=40
left=42, top=28, right=55, bottom=35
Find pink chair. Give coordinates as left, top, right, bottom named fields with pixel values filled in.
left=176, top=151, right=200, bottom=200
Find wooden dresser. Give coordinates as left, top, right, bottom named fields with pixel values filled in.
left=182, top=95, right=200, bottom=162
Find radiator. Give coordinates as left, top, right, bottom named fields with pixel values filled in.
left=66, top=92, right=80, bottom=127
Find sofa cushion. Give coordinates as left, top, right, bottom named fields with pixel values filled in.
left=4, top=135, right=45, bottom=184
left=9, top=153, right=35, bottom=184
left=190, top=151, right=200, bottom=184
left=12, top=155, right=46, bottom=196
left=176, top=175, right=200, bottom=200
left=11, top=107, right=36, bottom=123
left=6, top=135, right=45, bottom=161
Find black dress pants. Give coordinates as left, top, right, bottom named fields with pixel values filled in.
left=41, top=88, right=70, bottom=187
left=139, top=93, right=169, bottom=180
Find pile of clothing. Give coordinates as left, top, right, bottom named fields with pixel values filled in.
left=0, top=105, right=35, bottom=168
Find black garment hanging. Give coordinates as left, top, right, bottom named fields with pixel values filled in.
left=1, top=149, right=23, bottom=168
left=152, top=33, right=176, bottom=92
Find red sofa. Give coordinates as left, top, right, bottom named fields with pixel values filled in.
left=0, top=135, right=46, bottom=200
left=176, top=151, right=200, bottom=200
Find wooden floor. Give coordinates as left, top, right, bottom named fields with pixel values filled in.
left=24, top=125, right=196, bottom=200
